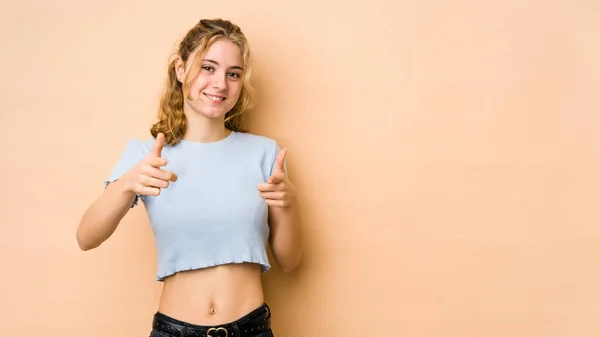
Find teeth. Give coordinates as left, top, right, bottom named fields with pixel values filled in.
left=205, top=93, right=225, bottom=101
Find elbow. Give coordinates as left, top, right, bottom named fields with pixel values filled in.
left=76, top=237, right=94, bottom=251
left=76, top=228, right=98, bottom=251
left=78, top=241, right=95, bottom=251
left=280, top=252, right=302, bottom=273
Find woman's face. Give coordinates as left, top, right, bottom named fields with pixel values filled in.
left=177, top=39, right=245, bottom=120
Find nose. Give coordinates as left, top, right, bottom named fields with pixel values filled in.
left=212, top=74, right=228, bottom=91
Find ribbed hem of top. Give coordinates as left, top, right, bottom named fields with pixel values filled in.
left=155, top=259, right=271, bottom=282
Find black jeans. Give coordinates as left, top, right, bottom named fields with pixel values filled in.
left=149, top=303, right=274, bottom=337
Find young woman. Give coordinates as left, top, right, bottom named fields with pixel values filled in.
left=76, top=18, right=302, bottom=337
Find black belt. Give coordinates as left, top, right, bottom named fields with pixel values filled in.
left=152, top=303, right=271, bottom=337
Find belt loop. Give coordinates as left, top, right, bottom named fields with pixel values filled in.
left=180, top=326, right=187, bottom=337
left=233, top=323, right=240, bottom=336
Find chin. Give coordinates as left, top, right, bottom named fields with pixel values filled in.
left=186, top=102, right=233, bottom=120
left=202, top=106, right=233, bottom=118
left=203, top=112, right=228, bottom=120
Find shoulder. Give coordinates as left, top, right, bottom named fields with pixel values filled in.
left=234, top=132, right=278, bottom=147
left=233, top=132, right=280, bottom=155
left=105, top=136, right=155, bottom=183
left=112, top=137, right=155, bottom=161
left=120, top=137, right=154, bottom=154
left=233, top=132, right=283, bottom=173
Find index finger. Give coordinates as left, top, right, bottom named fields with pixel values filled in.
left=257, top=182, right=277, bottom=192
left=274, top=148, right=287, bottom=174
left=151, top=133, right=165, bottom=157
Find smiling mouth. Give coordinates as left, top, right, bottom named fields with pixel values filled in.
left=203, top=93, right=226, bottom=101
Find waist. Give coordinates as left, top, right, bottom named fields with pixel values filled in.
left=158, top=263, right=265, bottom=325
left=153, top=302, right=271, bottom=337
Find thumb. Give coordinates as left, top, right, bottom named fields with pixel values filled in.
left=274, top=147, right=287, bottom=174
left=151, top=133, right=165, bottom=157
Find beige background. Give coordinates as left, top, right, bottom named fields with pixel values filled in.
left=1, top=0, right=600, bottom=336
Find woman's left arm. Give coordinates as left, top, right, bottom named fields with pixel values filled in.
left=257, top=148, right=303, bottom=272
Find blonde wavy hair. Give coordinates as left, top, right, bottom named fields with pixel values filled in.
left=150, top=18, right=256, bottom=145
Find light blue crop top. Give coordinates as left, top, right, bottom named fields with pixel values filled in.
left=105, top=131, right=281, bottom=281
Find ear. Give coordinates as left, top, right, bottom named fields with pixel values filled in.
left=174, top=56, right=185, bottom=83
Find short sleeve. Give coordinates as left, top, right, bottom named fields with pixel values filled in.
left=104, top=138, right=149, bottom=207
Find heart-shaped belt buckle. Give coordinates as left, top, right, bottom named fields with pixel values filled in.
left=206, top=327, right=228, bottom=337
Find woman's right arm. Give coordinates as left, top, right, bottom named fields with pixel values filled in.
left=76, top=133, right=176, bottom=251
left=76, top=178, right=138, bottom=250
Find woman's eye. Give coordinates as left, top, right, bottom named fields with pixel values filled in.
left=202, top=65, right=214, bottom=72
left=228, top=72, right=241, bottom=78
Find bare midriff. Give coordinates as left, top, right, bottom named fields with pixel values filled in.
left=158, top=263, right=265, bottom=325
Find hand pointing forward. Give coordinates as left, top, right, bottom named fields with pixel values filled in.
left=257, top=148, right=296, bottom=208
left=122, top=133, right=178, bottom=196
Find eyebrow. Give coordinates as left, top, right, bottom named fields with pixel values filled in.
left=202, top=59, right=244, bottom=71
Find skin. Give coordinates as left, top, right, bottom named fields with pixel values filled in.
left=76, top=39, right=302, bottom=325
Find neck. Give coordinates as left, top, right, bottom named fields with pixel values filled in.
left=183, top=110, right=231, bottom=143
